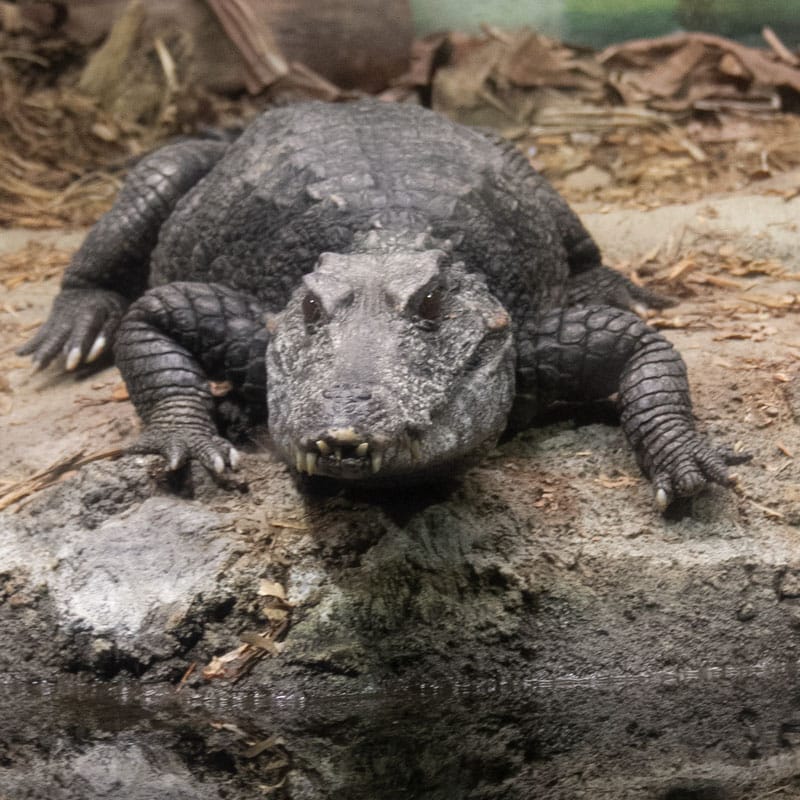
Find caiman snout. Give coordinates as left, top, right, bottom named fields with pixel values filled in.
left=320, top=382, right=375, bottom=420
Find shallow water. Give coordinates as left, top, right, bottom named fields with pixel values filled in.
left=4, top=661, right=800, bottom=799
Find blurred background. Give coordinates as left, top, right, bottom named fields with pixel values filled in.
left=2, top=0, right=800, bottom=254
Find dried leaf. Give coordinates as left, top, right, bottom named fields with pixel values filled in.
left=239, top=631, right=280, bottom=654
left=257, top=579, right=286, bottom=600
left=263, top=606, right=289, bottom=623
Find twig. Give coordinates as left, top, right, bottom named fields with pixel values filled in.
left=747, top=497, right=785, bottom=520
left=175, top=661, right=197, bottom=693
left=747, top=783, right=795, bottom=800
left=762, top=26, right=800, bottom=66
left=0, top=448, right=125, bottom=512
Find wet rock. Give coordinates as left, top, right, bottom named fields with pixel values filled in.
left=0, top=458, right=241, bottom=674
left=778, top=569, right=800, bottom=600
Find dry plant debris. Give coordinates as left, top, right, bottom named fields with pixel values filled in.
left=3, top=15, right=800, bottom=227
left=0, top=447, right=124, bottom=511
left=390, top=26, right=800, bottom=208
left=0, top=13, right=254, bottom=229
left=0, top=241, right=72, bottom=289
left=202, top=579, right=292, bottom=682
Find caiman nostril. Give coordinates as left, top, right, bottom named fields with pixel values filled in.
left=322, top=384, right=373, bottom=401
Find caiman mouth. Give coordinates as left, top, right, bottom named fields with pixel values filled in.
left=289, top=426, right=422, bottom=480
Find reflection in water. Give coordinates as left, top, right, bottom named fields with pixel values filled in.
left=3, top=664, right=800, bottom=799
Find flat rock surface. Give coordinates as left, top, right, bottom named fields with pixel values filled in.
left=0, top=191, right=798, bottom=798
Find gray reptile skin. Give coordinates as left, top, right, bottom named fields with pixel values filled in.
left=20, top=100, right=746, bottom=508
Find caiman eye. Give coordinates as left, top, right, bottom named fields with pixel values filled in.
left=302, top=293, right=322, bottom=328
left=417, top=286, right=443, bottom=322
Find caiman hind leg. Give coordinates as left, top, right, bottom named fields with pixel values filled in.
left=566, top=265, right=675, bottom=315
left=489, top=131, right=674, bottom=316
left=114, top=282, right=268, bottom=473
left=18, top=140, right=229, bottom=370
left=517, top=305, right=749, bottom=509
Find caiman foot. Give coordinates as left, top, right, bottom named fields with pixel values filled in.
left=17, top=288, right=126, bottom=370
left=129, top=423, right=241, bottom=475
left=648, top=433, right=751, bottom=510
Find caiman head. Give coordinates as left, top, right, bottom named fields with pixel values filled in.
left=266, top=235, right=516, bottom=483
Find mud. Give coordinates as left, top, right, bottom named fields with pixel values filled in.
left=0, top=190, right=798, bottom=798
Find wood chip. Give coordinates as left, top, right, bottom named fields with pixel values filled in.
left=667, top=257, right=698, bottom=283
left=111, top=382, right=129, bottom=401
left=737, top=293, right=797, bottom=310
left=257, top=579, right=286, bottom=600
left=263, top=606, right=289, bottom=623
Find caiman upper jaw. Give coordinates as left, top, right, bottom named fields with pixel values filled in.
left=291, top=427, right=421, bottom=478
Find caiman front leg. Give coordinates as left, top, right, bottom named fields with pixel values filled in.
left=18, top=140, right=228, bottom=370
left=517, top=305, right=749, bottom=509
left=114, top=282, right=268, bottom=473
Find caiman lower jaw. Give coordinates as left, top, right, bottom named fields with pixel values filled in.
left=288, top=428, right=423, bottom=479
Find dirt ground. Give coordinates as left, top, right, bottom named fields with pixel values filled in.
left=0, top=130, right=799, bottom=798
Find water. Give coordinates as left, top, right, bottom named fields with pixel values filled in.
left=4, top=662, right=800, bottom=798
left=411, top=0, right=800, bottom=49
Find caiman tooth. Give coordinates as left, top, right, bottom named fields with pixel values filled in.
left=371, top=450, right=383, bottom=474
left=327, top=427, right=361, bottom=444
left=295, top=448, right=304, bottom=473
left=409, top=437, right=422, bottom=461
left=316, top=439, right=330, bottom=456
left=306, top=451, right=318, bottom=475
left=356, top=442, right=369, bottom=458
left=335, top=448, right=342, bottom=461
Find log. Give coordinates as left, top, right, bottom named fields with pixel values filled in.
left=62, top=0, right=412, bottom=93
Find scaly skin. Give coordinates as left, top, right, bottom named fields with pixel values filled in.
left=516, top=306, right=749, bottom=508
left=114, top=282, right=267, bottom=472
left=20, top=100, right=745, bottom=509
left=18, top=140, right=228, bottom=370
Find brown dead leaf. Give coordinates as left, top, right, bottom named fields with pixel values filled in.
left=202, top=643, right=251, bottom=680
left=600, top=32, right=800, bottom=113
left=239, top=631, right=280, bottom=654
